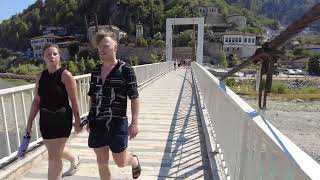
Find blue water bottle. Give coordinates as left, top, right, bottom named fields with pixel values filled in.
left=17, top=132, right=31, bottom=159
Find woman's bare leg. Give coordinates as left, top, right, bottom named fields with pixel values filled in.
left=44, top=138, right=68, bottom=180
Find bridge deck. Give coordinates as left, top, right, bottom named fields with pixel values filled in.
left=19, top=69, right=212, bottom=180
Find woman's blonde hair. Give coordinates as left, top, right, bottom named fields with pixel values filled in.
left=93, top=30, right=117, bottom=47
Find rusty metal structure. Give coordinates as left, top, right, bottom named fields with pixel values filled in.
left=220, top=3, right=320, bottom=109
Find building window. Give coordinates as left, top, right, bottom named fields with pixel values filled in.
left=225, top=38, right=228, bottom=43
left=235, top=38, right=238, bottom=43
left=226, top=48, right=229, bottom=51
left=239, top=38, right=242, bottom=43
left=244, top=38, right=247, bottom=43
left=248, top=38, right=251, bottom=43
left=237, top=47, right=240, bottom=51
left=252, top=38, right=255, bottom=43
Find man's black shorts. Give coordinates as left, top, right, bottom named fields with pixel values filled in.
left=88, top=117, right=128, bottom=153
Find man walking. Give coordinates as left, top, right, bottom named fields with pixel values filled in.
left=86, top=30, right=141, bottom=180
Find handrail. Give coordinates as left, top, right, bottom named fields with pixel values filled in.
left=191, top=61, right=320, bottom=180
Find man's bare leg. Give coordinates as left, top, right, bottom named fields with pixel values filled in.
left=94, top=146, right=111, bottom=180
left=112, top=149, right=138, bottom=168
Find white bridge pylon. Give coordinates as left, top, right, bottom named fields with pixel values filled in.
left=166, top=17, right=204, bottom=65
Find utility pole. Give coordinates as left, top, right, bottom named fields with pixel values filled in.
left=192, top=10, right=196, bottom=62
left=192, top=24, right=196, bottom=62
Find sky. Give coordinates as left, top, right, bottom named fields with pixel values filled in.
left=0, top=0, right=37, bottom=22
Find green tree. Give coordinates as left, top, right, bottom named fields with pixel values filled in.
left=234, top=55, right=241, bottom=65
left=153, top=32, right=162, bottom=40
left=67, top=42, right=80, bottom=58
left=130, top=56, right=139, bottom=66
left=293, top=47, right=304, bottom=56
left=151, top=50, right=160, bottom=63
left=78, top=57, right=86, bottom=74
left=0, top=48, right=12, bottom=59
left=119, top=36, right=130, bottom=46
left=7, top=64, right=41, bottom=76
left=67, top=60, right=79, bottom=75
left=308, top=57, right=320, bottom=75
left=85, top=58, right=96, bottom=70
left=151, top=40, right=165, bottom=48
left=136, top=37, right=148, bottom=47
left=221, top=49, right=228, bottom=68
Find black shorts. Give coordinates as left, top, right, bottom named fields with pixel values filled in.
left=88, top=117, right=128, bottom=153
left=39, top=106, right=72, bottom=139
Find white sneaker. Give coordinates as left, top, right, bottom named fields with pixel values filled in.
left=62, top=156, right=80, bottom=177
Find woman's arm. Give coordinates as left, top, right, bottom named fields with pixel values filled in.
left=26, top=73, right=41, bottom=133
left=62, top=70, right=81, bottom=133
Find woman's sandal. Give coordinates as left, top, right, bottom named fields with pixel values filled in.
left=132, top=154, right=141, bottom=179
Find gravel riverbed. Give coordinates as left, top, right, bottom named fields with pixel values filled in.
left=242, top=97, right=320, bottom=164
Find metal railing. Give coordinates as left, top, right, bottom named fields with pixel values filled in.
left=133, top=62, right=173, bottom=85
left=0, top=62, right=173, bottom=165
left=191, top=62, right=320, bottom=180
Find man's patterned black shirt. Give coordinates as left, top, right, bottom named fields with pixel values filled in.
left=87, top=60, right=139, bottom=125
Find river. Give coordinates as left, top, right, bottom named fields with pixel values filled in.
left=0, top=79, right=18, bottom=89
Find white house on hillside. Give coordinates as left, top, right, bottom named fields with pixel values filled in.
left=222, top=31, right=260, bottom=58
left=30, top=34, right=56, bottom=58
left=87, top=25, right=127, bottom=43
left=30, top=34, right=78, bottom=60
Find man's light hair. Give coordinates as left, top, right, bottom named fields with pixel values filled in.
left=93, top=30, right=117, bottom=47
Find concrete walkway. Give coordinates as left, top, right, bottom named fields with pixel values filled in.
left=19, top=69, right=212, bottom=180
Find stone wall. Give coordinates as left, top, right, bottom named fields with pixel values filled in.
left=204, top=42, right=222, bottom=61
left=117, top=46, right=196, bottom=64
left=117, top=43, right=258, bottom=65
left=117, top=46, right=164, bottom=64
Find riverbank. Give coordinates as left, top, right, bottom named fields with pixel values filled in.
left=0, top=79, right=30, bottom=89
left=243, top=96, right=320, bottom=164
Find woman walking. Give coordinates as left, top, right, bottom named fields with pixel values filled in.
left=26, top=44, right=82, bottom=180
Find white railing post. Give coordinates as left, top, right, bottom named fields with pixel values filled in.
left=21, top=91, right=28, bottom=126
left=31, top=91, right=39, bottom=139
left=1, top=97, right=11, bottom=155
left=78, top=79, right=83, bottom=115
left=12, top=94, right=21, bottom=146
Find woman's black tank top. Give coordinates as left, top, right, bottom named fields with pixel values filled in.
left=38, top=68, right=69, bottom=110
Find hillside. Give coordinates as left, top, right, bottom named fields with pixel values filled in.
left=227, top=0, right=320, bottom=27
left=0, top=0, right=278, bottom=50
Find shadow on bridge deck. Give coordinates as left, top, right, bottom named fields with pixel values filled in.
left=14, top=68, right=218, bottom=180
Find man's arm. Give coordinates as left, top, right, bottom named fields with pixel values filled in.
left=128, top=97, right=139, bottom=140
left=130, top=98, right=140, bottom=125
